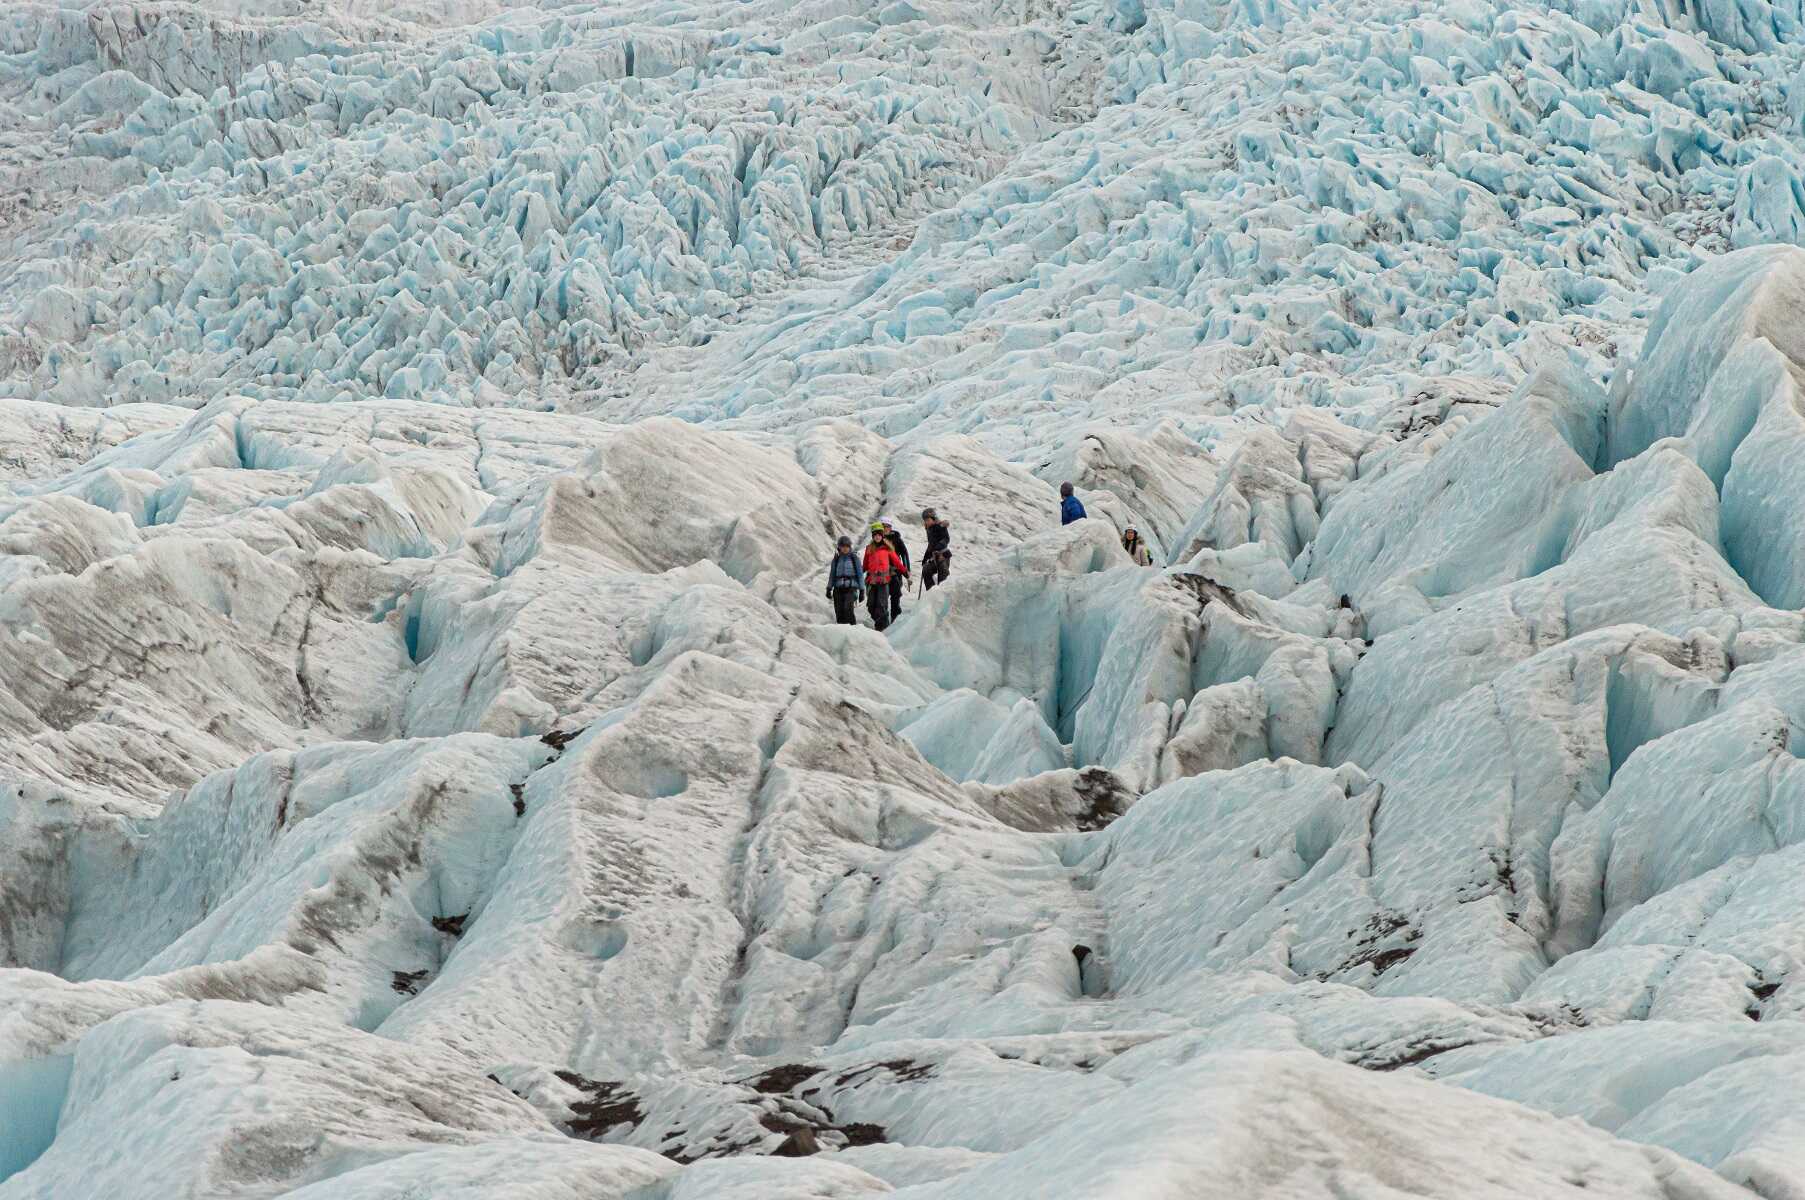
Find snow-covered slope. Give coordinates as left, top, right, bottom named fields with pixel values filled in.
left=6, top=0, right=1805, bottom=1193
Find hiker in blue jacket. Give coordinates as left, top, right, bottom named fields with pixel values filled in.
left=825, top=535, right=864, bottom=625
left=1059, top=481, right=1086, bottom=525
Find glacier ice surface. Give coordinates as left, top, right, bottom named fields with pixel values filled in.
left=6, top=0, right=1805, bottom=1193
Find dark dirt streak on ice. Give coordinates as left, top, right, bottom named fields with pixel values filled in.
left=706, top=681, right=801, bottom=1052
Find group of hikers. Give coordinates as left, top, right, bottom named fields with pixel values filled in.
left=1062, top=480, right=1153, bottom=564
left=826, top=509, right=951, bottom=630
left=826, top=483, right=1154, bottom=630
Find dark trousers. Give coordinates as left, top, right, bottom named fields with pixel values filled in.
left=868, top=585, right=892, bottom=631
left=832, top=590, right=859, bottom=625
left=889, top=574, right=905, bottom=615
left=922, top=552, right=948, bottom=590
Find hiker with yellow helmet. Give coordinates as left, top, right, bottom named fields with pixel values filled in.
left=861, top=522, right=908, bottom=630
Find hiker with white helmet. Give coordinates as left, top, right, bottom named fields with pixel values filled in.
left=1122, top=525, right=1152, bottom=566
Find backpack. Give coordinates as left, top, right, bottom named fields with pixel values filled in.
left=863, top=544, right=898, bottom=585
left=829, top=552, right=862, bottom=591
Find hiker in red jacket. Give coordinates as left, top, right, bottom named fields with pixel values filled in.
left=862, top=524, right=907, bottom=631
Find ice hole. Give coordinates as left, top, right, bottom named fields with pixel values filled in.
left=0, top=1056, right=72, bottom=1183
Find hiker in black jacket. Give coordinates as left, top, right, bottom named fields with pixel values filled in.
left=882, top=521, right=911, bottom=616
left=920, top=508, right=951, bottom=591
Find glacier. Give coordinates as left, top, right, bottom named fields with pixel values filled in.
left=6, top=0, right=1805, bottom=1193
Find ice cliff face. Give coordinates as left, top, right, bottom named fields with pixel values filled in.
left=5, top=0, right=1805, bottom=1194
